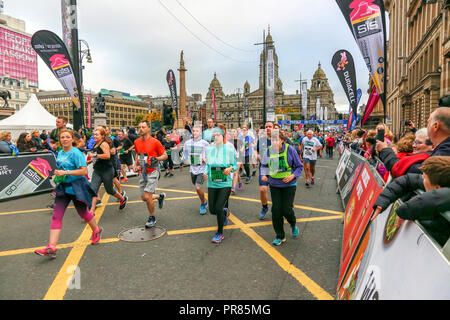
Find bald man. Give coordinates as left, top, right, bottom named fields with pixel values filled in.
left=427, top=107, right=450, bottom=157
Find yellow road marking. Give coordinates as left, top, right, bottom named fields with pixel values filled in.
left=229, top=213, right=335, bottom=300
left=43, top=193, right=110, bottom=300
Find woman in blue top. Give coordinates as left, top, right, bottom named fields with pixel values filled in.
left=204, top=124, right=238, bottom=244
left=261, top=130, right=303, bottom=246
left=35, top=130, right=101, bottom=258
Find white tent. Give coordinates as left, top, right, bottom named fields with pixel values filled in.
left=0, top=94, right=72, bottom=141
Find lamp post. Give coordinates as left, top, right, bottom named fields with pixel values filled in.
left=78, top=39, right=92, bottom=129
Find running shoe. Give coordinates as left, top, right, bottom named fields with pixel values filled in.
left=245, top=176, right=251, bottom=184
left=305, top=180, right=310, bottom=187
left=252, top=170, right=256, bottom=177
left=272, top=238, right=286, bottom=246
left=292, top=226, right=299, bottom=238
left=259, top=206, right=269, bottom=220
left=223, top=208, right=230, bottom=226
left=96, top=199, right=103, bottom=207
left=231, top=188, right=236, bottom=194
left=238, top=182, right=243, bottom=191
left=164, top=171, right=170, bottom=177
left=145, top=216, right=156, bottom=228
left=121, top=177, right=129, bottom=183
left=311, top=177, right=315, bottom=185
left=211, top=233, right=224, bottom=244
left=119, top=195, right=128, bottom=210
left=91, top=227, right=103, bottom=245
left=121, top=190, right=126, bottom=198
left=169, top=173, right=174, bottom=177
left=34, top=245, right=57, bottom=258
left=158, top=193, right=166, bottom=209
left=200, top=201, right=208, bottom=215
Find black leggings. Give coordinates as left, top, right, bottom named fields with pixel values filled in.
left=208, top=187, right=231, bottom=233
left=243, top=155, right=250, bottom=177
left=270, top=186, right=297, bottom=239
left=163, top=155, right=174, bottom=170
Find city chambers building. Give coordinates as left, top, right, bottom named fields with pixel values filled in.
left=37, top=89, right=150, bottom=131
left=205, top=30, right=338, bottom=130
left=385, top=0, right=449, bottom=135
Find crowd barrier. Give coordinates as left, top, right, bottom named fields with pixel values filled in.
left=335, top=144, right=450, bottom=300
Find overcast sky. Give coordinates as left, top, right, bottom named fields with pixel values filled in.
left=4, top=0, right=382, bottom=113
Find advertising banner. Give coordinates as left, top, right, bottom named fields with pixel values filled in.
left=278, top=120, right=348, bottom=125
left=362, top=86, right=380, bottom=126
left=212, top=89, right=216, bottom=121
left=339, top=201, right=450, bottom=299
left=332, top=49, right=359, bottom=117
left=0, top=27, right=38, bottom=87
left=338, top=162, right=382, bottom=289
left=31, top=30, right=81, bottom=110
left=266, top=48, right=275, bottom=122
left=61, top=0, right=76, bottom=57
left=335, top=0, right=386, bottom=114
left=166, top=69, right=178, bottom=118
left=301, top=80, right=308, bottom=119
left=346, top=88, right=362, bottom=131
left=0, top=153, right=57, bottom=201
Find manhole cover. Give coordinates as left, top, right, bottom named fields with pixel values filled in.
left=118, top=226, right=166, bottom=242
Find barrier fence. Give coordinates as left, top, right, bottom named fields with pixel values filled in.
left=336, top=143, right=450, bottom=300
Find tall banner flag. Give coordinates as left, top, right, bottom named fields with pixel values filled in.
left=61, top=0, right=76, bottom=57
left=347, top=88, right=362, bottom=130
left=87, top=94, right=91, bottom=128
left=335, top=0, right=387, bottom=119
left=361, top=86, right=380, bottom=126
left=166, top=69, right=178, bottom=117
left=31, top=30, right=81, bottom=110
left=301, top=80, right=308, bottom=119
left=332, top=49, right=358, bottom=117
left=266, top=48, right=275, bottom=122
left=212, top=89, right=217, bottom=122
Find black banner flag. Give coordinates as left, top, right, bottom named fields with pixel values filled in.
left=31, top=30, right=81, bottom=110
left=166, top=69, right=178, bottom=118
left=332, top=49, right=358, bottom=117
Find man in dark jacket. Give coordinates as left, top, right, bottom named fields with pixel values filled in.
left=371, top=156, right=450, bottom=246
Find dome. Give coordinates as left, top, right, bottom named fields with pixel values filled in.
left=313, top=62, right=326, bottom=79
left=210, top=72, right=221, bottom=88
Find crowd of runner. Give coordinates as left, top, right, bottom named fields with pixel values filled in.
left=32, top=116, right=346, bottom=257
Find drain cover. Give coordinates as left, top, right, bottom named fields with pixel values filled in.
left=118, top=226, right=166, bottom=242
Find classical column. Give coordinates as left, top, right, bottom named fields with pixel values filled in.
left=175, top=50, right=187, bottom=129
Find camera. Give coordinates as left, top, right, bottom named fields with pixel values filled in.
left=404, top=120, right=411, bottom=126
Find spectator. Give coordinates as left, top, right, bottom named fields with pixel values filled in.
left=375, top=123, right=394, bottom=144
left=16, top=133, right=37, bottom=153
left=31, top=130, right=45, bottom=151
left=127, top=127, right=139, bottom=144
left=0, top=131, right=14, bottom=154
left=426, top=106, right=450, bottom=156
left=40, top=129, right=48, bottom=141
left=49, top=116, right=68, bottom=151
left=371, top=156, right=450, bottom=246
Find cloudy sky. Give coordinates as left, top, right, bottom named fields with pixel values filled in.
left=4, top=0, right=382, bottom=113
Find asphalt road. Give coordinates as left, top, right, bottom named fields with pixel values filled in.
left=0, top=153, right=344, bottom=300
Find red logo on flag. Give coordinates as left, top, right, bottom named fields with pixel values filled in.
left=49, top=54, right=69, bottom=69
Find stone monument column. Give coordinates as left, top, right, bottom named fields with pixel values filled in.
left=175, top=50, right=187, bottom=129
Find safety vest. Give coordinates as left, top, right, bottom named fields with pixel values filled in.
left=268, top=144, right=292, bottom=179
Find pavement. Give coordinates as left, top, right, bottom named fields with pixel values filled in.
left=0, top=153, right=344, bottom=300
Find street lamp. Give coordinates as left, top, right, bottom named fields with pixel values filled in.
left=79, top=39, right=92, bottom=129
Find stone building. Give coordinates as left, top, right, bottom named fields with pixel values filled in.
left=205, top=30, right=337, bottom=130
left=385, top=0, right=449, bottom=134
left=37, top=89, right=150, bottom=131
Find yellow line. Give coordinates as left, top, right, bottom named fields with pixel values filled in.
left=0, top=207, right=52, bottom=216
left=43, top=193, right=110, bottom=300
left=229, top=213, right=335, bottom=300
left=230, top=195, right=344, bottom=215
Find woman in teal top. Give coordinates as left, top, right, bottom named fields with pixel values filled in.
left=204, top=124, right=237, bottom=244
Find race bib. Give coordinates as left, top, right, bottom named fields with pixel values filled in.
left=211, top=167, right=227, bottom=182
left=138, top=153, right=148, bottom=167
left=190, top=154, right=201, bottom=166
left=304, top=148, right=313, bottom=156
left=270, top=156, right=288, bottom=173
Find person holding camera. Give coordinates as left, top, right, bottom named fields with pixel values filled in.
left=133, top=120, right=168, bottom=228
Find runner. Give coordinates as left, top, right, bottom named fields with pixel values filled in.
left=183, top=125, right=210, bottom=214
left=204, top=124, right=238, bottom=244
left=163, top=133, right=176, bottom=177
left=325, top=133, right=335, bottom=159
left=133, top=120, right=168, bottom=228
left=242, top=124, right=255, bottom=184
left=300, top=130, right=323, bottom=187
left=256, top=121, right=274, bottom=220
left=34, top=129, right=101, bottom=258
left=230, top=128, right=244, bottom=194
left=202, top=118, right=218, bottom=143
left=260, top=130, right=303, bottom=246
left=88, top=128, right=128, bottom=211
left=117, top=130, right=134, bottom=183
